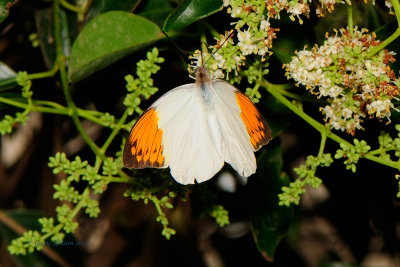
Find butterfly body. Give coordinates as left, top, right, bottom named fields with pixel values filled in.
left=123, top=66, right=272, bottom=184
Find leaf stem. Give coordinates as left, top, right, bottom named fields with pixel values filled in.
left=392, top=0, right=400, bottom=26
left=364, top=153, right=400, bottom=169
left=0, top=64, right=59, bottom=90
left=70, top=188, right=88, bottom=217
left=366, top=0, right=400, bottom=57
left=103, top=175, right=137, bottom=184
left=347, top=4, right=353, bottom=37
left=28, top=64, right=59, bottom=80
left=318, top=132, right=327, bottom=157
left=368, top=147, right=392, bottom=155
left=203, top=22, right=221, bottom=39
left=60, top=0, right=84, bottom=15
left=367, top=28, right=400, bottom=58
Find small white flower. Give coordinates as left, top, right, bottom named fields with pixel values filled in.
left=385, top=0, right=393, bottom=9
left=223, top=0, right=230, bottom=7
left=287, top=3, right=305, bottom=16
left=323, top=105, right=334, bottom=118
left=213, top=69, right=225, bottom=79
left=260, top=19, right=270, bottom=31
left=237, top=30, right=257, bottom=56
left=366, top=99, right=393, bottom=118
left=233, top=55, right=242, bottom=64
left=342, top=108, right=353, bottom=119
left=231, top=7, right=242, bottom=17
left=213, top=53, right=226, bottom=68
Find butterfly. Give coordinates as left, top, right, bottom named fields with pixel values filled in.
left=123, top=65, right=272, bottom=185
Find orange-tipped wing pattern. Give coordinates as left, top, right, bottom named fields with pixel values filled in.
left=235, top=91, right=272, bottom=150
left=123, top=108, right=166, bottom=168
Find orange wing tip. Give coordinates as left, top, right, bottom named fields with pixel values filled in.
left=123, top=108, right=166, bottom=169
left=235, top=92, right=272, bottom=150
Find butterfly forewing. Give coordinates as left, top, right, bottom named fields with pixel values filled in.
left=123, top=108, right=166, bottom=169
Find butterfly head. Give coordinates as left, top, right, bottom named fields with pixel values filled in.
left=195, top=66, right=211, bottom=84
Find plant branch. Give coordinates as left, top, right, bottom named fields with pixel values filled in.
left=263, top=79, right=400, bottom=170
left=54, top=0, right=104, bottom=160
left=101, top=110, right=129, bottom=153
left=0, top=210, right=72, bottom=267
left=0, top=97, right=68, bottom=115
left=0, top=96, right=114, bottom=127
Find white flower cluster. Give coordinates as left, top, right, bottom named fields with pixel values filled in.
left=236, top=20, right=275, bottom=58
left=315, top=0, right=351, bottom=16
left=188, top=30, right=244, bottom=79
left=189, top=1, right=278, bottom=80
left=237, top=30, right=257, bottom=56
left=223, top=0, right=279, bottom=59
left=286, top=28, right=400, bottom=135
left=322, top=96, right=364, bottom=133
left=225, top=0, right=312, bottom=24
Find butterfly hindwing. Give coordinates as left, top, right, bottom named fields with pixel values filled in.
left=123, top=108, right=166, bottom=169
left=211, top=80, right=272, bottom=177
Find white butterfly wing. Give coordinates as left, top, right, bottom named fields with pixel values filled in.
left=123, top=75, right=271, bottom=184
left=212, top=80, right=272, bottom=177
left=153, top=84, right=224, bottom=184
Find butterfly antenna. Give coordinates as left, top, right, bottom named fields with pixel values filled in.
left=200, top=47, right=204, bottom=66
left=199, top=41, right=211, bottom=66
left=162, top=30, right=188, bottom=60
left=204, top=29, right=234, bottom=65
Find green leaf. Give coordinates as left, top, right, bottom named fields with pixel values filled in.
left=85, top=0, right=140, bottom=23
left=0, top=0, right=17, bottom=23
left=139, top=0, right=174, bottom=28
left=69, top=11, right=163, bottom=82
left=35, top=8, right=56, bottom=68
left=35, top=7, right=78, bottom=69
left=0, top=61, right=17, bottom=91
left=247, top=145, right=294, bottom=261
left=163, top=0, right=223, bottom=32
